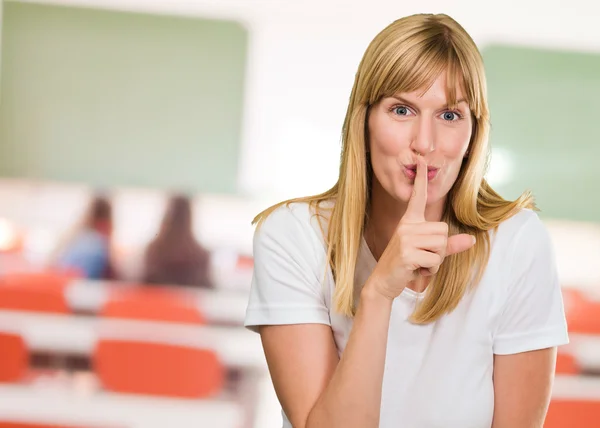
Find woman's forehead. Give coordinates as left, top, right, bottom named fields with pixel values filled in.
left=386, top=73, right=469, bottom=107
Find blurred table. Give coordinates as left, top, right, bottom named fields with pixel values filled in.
left=553, top=375, right=600, bottom=399
left=66, top=279, right=249, bottom=325
left=567, top=334, right=600, bottom=373
left=0, top=384, right=243, bottom=428
left=0, top=310, right=266, bottom=371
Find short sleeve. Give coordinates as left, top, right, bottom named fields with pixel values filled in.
left=493, top=213, right=569, bottom=355
left=244, top=205, right=331, bottom=332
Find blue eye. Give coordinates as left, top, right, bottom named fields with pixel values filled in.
left=441, top=111, right=461, bottom=121
left=393, top=106, right=410, bottom=116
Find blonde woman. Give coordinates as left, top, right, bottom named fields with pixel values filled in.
left=245, top=13, right=568, bottom=428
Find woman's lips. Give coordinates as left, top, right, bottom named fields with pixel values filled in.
left=403, top=165, right=439, bottom=181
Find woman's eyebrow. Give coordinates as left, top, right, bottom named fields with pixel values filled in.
left=388, top=95, right=468, bottom=108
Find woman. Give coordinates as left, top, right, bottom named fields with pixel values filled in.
left=54, top=194, right=115, bottom=280
left=244, top=13, right=569, bottom=428
left=142, top=194, right=212, bottom=288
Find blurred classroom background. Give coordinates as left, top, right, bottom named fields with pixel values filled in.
left=0, top=0, right=599, bottom=427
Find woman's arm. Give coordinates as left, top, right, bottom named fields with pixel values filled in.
left=259, top=284, right=393, bottom=428
left=491, top=347, right=557, bottom=428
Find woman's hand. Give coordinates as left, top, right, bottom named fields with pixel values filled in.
left=368, top=156, right=476, bottom=300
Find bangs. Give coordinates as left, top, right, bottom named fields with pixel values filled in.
left=368, top=34, right=483, bottom=118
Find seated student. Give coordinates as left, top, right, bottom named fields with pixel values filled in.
left=142, top=194, right=212, bottom=288
left=53, top=194, right=115, bottom=280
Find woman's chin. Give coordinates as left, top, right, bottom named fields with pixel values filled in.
left=393, top=184, right=442, bottom=207
left=397, top=182, right=429, bottom=202
left=375, top=179, right=443, bottom=207
left=392, top=187, right=418, bottom=204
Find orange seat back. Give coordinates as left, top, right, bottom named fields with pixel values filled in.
left=236, top=255, right=253, bottom=270
left=545, top=400, right=600, bottom=428
left=0, top=273, right=70, bottom=313
left=101, top=287, right=204, bottom=324
left=0, top=332, right=27, bottom=383
left=563, top=288, right=600, bottom=334
left=94, top=339, right=224, bottom=398
left=555, top=352, right=580, bottom=375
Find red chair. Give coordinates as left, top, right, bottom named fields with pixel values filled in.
left=236, top=255, right=253, bottom=270
left=0, top=332, right=27, bottom=383
left=0, top=273, right=72, bottom=313
left=0, top=334, right=102, bottom=428
left=562, top=288, right=600, bottom=334
left=555, top=351, right=580, bottom=375
left=100, top=287, right=204, bottom=324
left=545, top=400, right=600, bottom=428
left=94, top=339, right=224, bottom=398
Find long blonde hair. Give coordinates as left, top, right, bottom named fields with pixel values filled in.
left=253, top=13, right=534, bottom=324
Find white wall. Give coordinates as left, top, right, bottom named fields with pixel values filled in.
left=9, top=0, right=600, bottom=200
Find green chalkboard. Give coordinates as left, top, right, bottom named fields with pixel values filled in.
left=0, top=2, right=247, bottom=193
left=483, top=45, right=600, bottom=222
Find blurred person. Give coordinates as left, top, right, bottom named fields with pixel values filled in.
left=244, top=13, right=568, bottom=428
left=52, top=194, right=115, bottom=280
left=142, top=194, right=212, bottom=288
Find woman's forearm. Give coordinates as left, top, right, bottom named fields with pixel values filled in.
left=307, top=281, right=393, bottom=428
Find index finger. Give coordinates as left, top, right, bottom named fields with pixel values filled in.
left=403, top=156, right=428, bottom=222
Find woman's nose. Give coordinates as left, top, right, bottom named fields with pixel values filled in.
left=410, top=116, right=435, bottom=155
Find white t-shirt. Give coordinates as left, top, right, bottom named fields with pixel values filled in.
left=245, top=202, right=569, bottom=428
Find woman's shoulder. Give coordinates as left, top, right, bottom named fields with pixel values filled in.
left=494, top=208, right=545, bottom=241
left=489, top=208, right=552, bottom=262
left=246, top=201, right=334, bottom=332
left=257, top=200, right=333, bottom=242
left=259, top=201, right=313, bottom=228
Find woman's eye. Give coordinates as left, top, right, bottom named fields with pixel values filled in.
left=393, top=106, right=411, bottom=116
left=441, top=111, right=461, bottom=121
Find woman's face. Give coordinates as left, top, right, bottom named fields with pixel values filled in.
left=367, top=73, right=473, bottom=209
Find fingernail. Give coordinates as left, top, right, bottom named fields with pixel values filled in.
left=471, top=236, right=477, bottom=245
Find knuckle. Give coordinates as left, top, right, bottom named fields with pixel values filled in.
left=439, top=222, right=449, bottom=234
left=399, top=248, right=411, bottom=263
left=396, top=223, right=407, bottom=235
